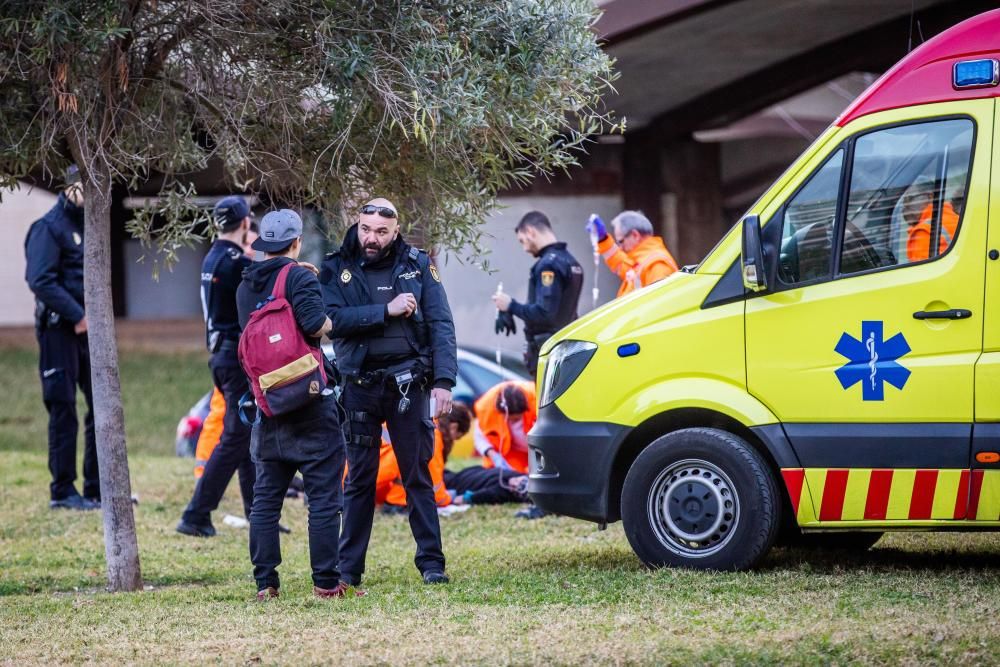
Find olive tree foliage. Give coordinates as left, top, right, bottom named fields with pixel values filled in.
left=0, top=0, right=618, bottom=592
left=1, top=0, right=621, bottom=257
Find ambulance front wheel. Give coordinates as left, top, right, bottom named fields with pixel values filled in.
left=621, top=427, right=780, bottom=571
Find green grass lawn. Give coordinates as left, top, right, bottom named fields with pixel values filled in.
left=1, top=346, right=1000, bottom=664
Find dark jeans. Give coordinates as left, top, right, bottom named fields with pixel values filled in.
left=340, top=378, right=444, bottom=584
left=182, top=350, right=254, bottom=524
left=445, top=466, right=525, bottom=504
left=37, top=324, right=99, bottom=501
left=250, top=394, right=345, bottom=590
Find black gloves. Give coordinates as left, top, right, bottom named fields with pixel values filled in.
left=495, top=310, right=517, bottom=336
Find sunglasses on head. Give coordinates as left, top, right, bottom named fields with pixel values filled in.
left=361, top=204, right=397, bottom=218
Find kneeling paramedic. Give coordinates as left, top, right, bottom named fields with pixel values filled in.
left=321, top=197, right=458, bottom=586
left=236, top=209, right=352, bottom=600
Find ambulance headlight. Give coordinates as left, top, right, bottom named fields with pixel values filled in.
left=539, top=340, right=597, bottom=408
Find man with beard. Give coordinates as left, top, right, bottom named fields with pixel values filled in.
left=321, top=198, right=458, bottom=589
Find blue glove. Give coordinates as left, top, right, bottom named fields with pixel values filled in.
left=586, top=214, right=607, bottom=242
left=488, top=449, right=514, bottom=471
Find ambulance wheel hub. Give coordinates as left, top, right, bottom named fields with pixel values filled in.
left=648, top=459, right=739, bottom=556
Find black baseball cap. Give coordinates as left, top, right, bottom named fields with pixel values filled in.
left=213, top=196, right=251, bottom=230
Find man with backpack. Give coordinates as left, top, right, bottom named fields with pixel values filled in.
left=236, top=209, right=351, bottom=600
left=320, top=197, right=458, bottom=587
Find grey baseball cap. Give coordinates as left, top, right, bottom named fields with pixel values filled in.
left=252, top=209, right=302, bottom=252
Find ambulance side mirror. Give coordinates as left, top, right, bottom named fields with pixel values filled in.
left=741, top=215, right=768, bottom=292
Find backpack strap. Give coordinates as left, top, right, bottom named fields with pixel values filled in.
left=272, top=262, right=295, bottom=300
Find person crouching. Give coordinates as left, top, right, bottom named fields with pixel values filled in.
left=236, top=209, right=357, bottom=600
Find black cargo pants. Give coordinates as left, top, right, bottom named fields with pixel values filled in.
left=250, top=394, right=345, bottom=591
left=339, top=375, right=445, bottom=584
left=37, top=324, right=99, bottom=501
left=182, top=346, right=254, bottom=524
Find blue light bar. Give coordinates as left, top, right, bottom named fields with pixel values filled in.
left=953, top=59, right=999, bottom=89
left=617, top=343, right=640, bottom=358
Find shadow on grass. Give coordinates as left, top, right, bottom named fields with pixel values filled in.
left=764, top=544, right=1000, bottom=573
left=0, top=571, right=237, bottom=598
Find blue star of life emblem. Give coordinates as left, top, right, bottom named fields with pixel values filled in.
left=834, top=321, right=911, bottom=401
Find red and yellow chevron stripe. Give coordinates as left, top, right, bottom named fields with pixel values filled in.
left=781, top=468, right=1000, bottom=524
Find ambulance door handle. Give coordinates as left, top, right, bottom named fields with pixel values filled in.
left=913, top=309, right=972, bottom=320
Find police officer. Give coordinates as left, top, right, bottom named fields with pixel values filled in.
left=492, top=210, right=584, bottom=376
left=176, top=196, right=256, bottom=537
left=321, top=197, right=457, bottom=587
left=25, top=165, right=100, bottom=510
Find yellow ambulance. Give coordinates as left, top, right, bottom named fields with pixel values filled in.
left=529, top=9, right=1000, bottom=570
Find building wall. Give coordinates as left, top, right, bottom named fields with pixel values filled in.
left=123, top=240, right=208, bottom=320
left=0, top=183, right=58, bottom=326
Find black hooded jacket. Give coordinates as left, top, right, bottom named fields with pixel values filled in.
left=319, top=225, right=457, bottom=389
left=236, top=257, right=327, bottom=341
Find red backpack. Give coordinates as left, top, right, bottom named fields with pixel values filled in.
left=238, top=263, right=327, bottom=418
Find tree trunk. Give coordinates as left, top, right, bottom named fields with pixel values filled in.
left=81, top=157, right=143, bottom=592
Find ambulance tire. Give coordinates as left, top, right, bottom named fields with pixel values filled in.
left=621, top=427, right=780, bottom=571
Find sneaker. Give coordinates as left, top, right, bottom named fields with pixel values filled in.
left=422, top=570, right=449, bottom=585
left=314, top=582, right=367, bottom=598
left=256, top=587, right=279, bottom=601
left=83, top=496, right=101, bottom=508
left=278, top=523, right=291, bottom=534
left=514, top=505, right=548, bottom=520
left=176, top=519, right=216, bottom=537
left=50, top=495, right=100, bottom=511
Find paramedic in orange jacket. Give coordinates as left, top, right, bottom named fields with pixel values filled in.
left=194, top=388, right=226, bottom=478
left=587, top=211, right=678, bottom=297
left=906, top=198, right=959, bottom=262
left=473, top=381, right=536, bottom=475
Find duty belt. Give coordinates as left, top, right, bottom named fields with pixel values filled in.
left=349, top=360, right=427, bottom=388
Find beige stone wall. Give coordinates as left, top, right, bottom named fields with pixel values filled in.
left=0, top=184, right=57, bottom=326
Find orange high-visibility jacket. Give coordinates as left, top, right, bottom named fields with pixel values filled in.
left=596, top=234, right=678, bottom=297
left=907, top=202, right=959, bottom=262
left=194, top=387, right=226, bottom=478
left=383, top=430, right=451, bottom=508
left=474, top=380, right=537, bottom=475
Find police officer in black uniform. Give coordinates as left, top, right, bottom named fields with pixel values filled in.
left=25, top=165, right=100, bottom=511
left=320, top=197, right=457, bottom=588
left=493, top=210, right=584, bottom=376
left=176, top=196, right=256, bottom=537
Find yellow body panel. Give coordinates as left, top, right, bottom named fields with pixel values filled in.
left=540, top=98, right=1000, bottom=532
left=746, top=100, right=992, bottom=424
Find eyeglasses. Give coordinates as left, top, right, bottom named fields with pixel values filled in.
left=361, top=204, right=397, bottom=219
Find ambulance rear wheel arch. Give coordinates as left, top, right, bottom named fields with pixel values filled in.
left=621, top=427, right=781, bottom=571
left=607, top=408, right=785, bottom=523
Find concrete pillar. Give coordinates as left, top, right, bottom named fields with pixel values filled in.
left=622, top=126, right=664, bottom=230
left=661, top=138, right=725, bottom=266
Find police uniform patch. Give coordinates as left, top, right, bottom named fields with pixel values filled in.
left=72, top=232, right=82, bottom=246
left=430, top=264, right=441, bottom=282
left=341, top=269, right=352, bottom=284
left=541, top=270, right=555, bottom=287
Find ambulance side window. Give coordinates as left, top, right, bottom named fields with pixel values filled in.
left=839, top=118, right=974, bottom=274
left=777, top=149, right=844, bottom=285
